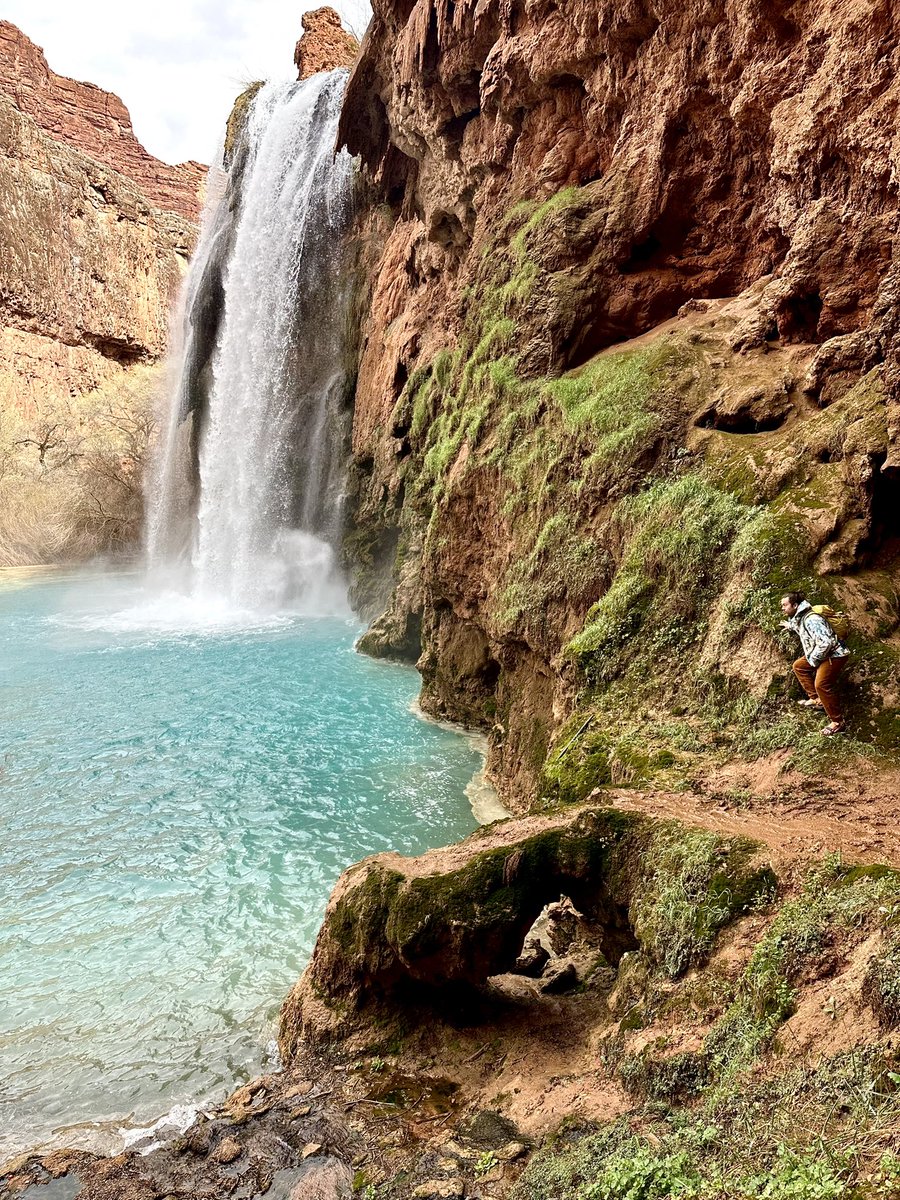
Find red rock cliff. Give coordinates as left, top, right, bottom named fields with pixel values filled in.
left=294, top=7, right=359, bottom=79
left=0, top=21, right=202, bottom=564
left=339, top=0, right=900, bottom=807
left=0, top=20, right=204, bottom=221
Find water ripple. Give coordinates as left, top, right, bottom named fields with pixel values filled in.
left=0, top=568, right=479, bottom=1158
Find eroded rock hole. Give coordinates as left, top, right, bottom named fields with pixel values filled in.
left=392, top=359, right=409, bottom=400
left=428, top=210, right=467, bottom=252
left=619, top=233, right=663, bottom=273
left=481, top=657, right=501, bottom=690
left=503, top=894, right=637, bottom=997
left=862, top=458, right=900, bottom=566
left=440, top=105, right=481, bottom=156
left=694, top=381, right=792, bottom=434
left=695, top=406, right=789, bottom=434
left=780, top=291, right=823, bottom=341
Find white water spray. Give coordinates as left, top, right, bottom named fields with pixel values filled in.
left=145, top=74, right=355, bottom=617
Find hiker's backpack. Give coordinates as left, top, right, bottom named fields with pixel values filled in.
left=803, top=604, right=851, bottom=642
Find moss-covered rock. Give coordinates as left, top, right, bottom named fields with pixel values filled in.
left=279, top=806, right=776, bottom=1054
left=224, top=82, right=264, bottom=166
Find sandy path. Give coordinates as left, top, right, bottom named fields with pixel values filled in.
left=600, top=758, right=900, bottom=868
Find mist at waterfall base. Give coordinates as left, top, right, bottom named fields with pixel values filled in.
left=0, top=79, right=484, bottom=1155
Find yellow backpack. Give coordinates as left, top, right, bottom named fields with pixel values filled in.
left=804, top=604, right=851, bottom=642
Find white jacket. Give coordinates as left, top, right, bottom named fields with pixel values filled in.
left=786, top=600, right=850, bottom=669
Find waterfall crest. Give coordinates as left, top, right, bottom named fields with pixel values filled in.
left=145, top=74, right=355, bottom=616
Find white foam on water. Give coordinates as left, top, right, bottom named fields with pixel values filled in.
left=408, top=699, right=511, bottom=824
left=51, top=536, right=352, bottom=639
left=119, top=1103, right=200, bottom=1156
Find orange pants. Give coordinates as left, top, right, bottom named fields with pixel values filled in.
left=793, top=655, right=847, bottom=722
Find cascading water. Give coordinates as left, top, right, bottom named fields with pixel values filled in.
left=146, top=72, right=356, bottom=615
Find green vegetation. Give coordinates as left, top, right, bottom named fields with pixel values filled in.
left=375, top=176, right=899, bottom=796
left=515, top=1098, right=900, bottom=1199
left=224, top=81, right=264, bottom=162
left=628, top=825, right=775, bottom=979
left=864, top=933, right=900, bottom=1030
left=567, top=474, right=754, bottom=682
left=513, top=862, right=900, bottom=1200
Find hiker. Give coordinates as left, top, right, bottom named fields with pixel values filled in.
left=779, top=591, right=850, bottom=736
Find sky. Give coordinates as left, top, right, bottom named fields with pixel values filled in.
left=2, top=0, right=372, bottom=165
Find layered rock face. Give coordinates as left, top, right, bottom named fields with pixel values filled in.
left=0, top=93, right=192, bottom=409
left=340, top=0, right=900, bottom=806
left=294, top=7, right=359, bottom=80
left=0, top=23, right=199, bottom=562
left=0, top=21, right=204, bottom=221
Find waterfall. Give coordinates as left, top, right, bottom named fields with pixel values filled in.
left=145, top=73, right=356, bottom=616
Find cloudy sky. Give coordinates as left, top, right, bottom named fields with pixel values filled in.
left=3, top=0, right=372, bottom=165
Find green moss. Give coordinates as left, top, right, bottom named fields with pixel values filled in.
left=509, top=186, right=586, bottom=254
left=567, top=474, right=755, bottom=683
left=627, top=825, right=776, bottom=979
left=549, top=340, right=692, bottom=437
left=328, top=866, right=405, bottom=958
left=224, top=81, right=264, bottom=162
left=540, top=723, right=613, bottom=805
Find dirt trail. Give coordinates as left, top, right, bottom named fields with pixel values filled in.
left=599, top=754, right=900, bottom=869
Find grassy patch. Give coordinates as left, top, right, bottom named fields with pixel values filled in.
left=628, top=826, right=776, bottom=979
left=863, top=934, right=900, bottom=1030
left=567, top=474, right=756, bottom=684
left=707, top=857, right=900, bottom=1074
left=515, top=1046, right=900, bottom=1198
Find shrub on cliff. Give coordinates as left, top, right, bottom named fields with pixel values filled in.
left=0, top=365, right=159, bottom=565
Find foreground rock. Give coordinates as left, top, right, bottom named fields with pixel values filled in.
left=280, top=804, right=774, bottom=1050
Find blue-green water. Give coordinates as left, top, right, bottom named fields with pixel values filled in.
left=0, top=567, right=481, bottom=1158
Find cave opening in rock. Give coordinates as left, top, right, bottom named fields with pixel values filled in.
left=481, top=656, right=501, bottom=690
left=862, top=457, right=900, bottom=566
left=695, top=403, right=791, bottom=434
left=500, top=893, right=638, bottom=998
left=392, top=359, right=409, bottom=404
left=780, top=291, right=823, bottom=341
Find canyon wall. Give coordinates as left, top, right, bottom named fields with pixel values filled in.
left=0, top=21, right=204, bottom=221
left=340, top=0, right=900, bottom=807
left=0, top=22, right=200, bottom=563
